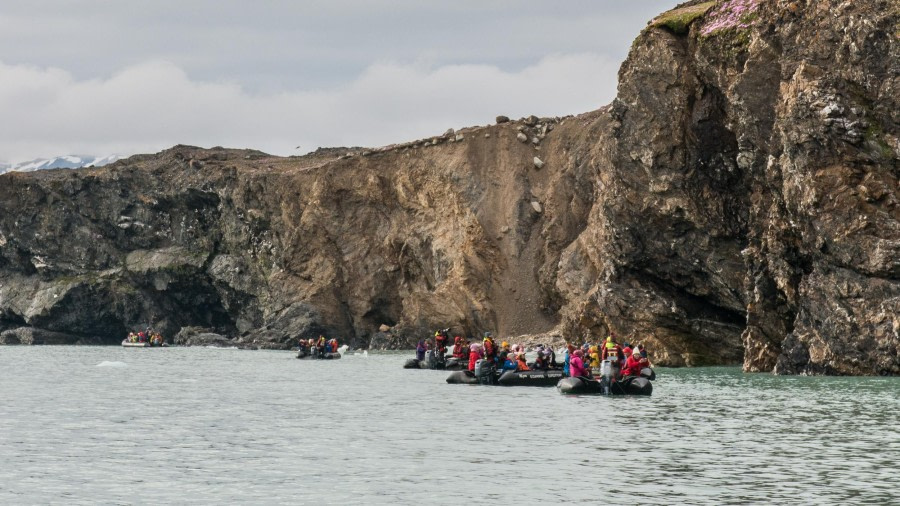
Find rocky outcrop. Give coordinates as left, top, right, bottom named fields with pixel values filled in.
left=173, top=327, right=235, bottom=348
left=0, top=326, right=104, bottom=345
left=0, top=0, right=896, bottom=374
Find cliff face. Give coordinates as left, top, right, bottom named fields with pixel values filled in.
left=0, top=0, right=896, bottom=374
left=563, top=0, right=898, bottom=374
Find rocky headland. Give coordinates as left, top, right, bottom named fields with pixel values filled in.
left=0, top=0, right=896, bottom=375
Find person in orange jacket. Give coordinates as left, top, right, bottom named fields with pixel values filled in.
left=515, top=352, right=530, bottom=372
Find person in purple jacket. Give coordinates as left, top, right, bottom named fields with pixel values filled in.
left=416, top=340, right=427, bottom=361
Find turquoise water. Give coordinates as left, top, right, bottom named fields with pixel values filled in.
left=0, top=347, right=897, bottom=504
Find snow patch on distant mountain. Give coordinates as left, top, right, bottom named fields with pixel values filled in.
left=0, top=155, right=125, bottom=174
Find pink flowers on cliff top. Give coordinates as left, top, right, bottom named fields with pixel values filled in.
left=701, top=0, right=763, bottom=35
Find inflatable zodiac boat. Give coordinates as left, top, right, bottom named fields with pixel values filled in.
left=403, top=351, right=467, bottom=370
left=296, top=349, right=342, bottom=359
left=445, top=360, right=564, bottom=387
left=121, top=340, right=168, bottom=348
left=556, top=375, right=653, bottom=396
left=557, top=362, right=655, bottom=396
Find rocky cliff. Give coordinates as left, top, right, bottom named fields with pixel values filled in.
left=0, top=0, right=896, bottom=375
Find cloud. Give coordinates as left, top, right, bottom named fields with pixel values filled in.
left=0, top=53, right=620, bottom=163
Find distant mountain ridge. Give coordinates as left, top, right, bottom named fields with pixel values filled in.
left=0, top=155, right=124, bottom=174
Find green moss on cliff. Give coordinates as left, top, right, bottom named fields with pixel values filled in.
left=650, top=2, right=717, bottom=35
left=865, top=123, right=895, bottom=159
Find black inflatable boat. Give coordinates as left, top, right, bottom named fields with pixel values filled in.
left=403, top=358, right=426, bottom=369
left=297, top=350, right=341, bottom=360
left=497, top=369, right=565, bottom=387
left=445, top=360, right=563, bottom=387
left=403, top=352, right=467, bottom=370
left=446, top=370, right=480, bottom=384
left=557, top=375, right=652, bottom=396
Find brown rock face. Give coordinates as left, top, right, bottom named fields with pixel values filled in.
left=0, top=0, right=896, bottom=375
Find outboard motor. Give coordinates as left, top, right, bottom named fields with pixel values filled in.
left=599, top=359, right=618, bottom=395
left=474, top=359, right=495, bottom=385
left=426, top=349, right=436, bottom=369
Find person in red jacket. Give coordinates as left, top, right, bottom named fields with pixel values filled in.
left=468, top=343, right=483, bottom=372
left=638, top=353, right=651, bottom=369
left=482, top=334, right=497, bottom=363
left=434, top=331, right=448, bottom=360
left=614, top=343, right=626, bottom=369
left=452, top=336, right=467, bottom=359
left=601, top=336, right=616, bottom=360
left=621, top=351, right=644, bottom=378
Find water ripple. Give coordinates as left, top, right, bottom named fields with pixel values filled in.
left=0, top=348, right=897, bottom=504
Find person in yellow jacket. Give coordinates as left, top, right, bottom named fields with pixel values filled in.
left=588, top=345, right=601, bottom=369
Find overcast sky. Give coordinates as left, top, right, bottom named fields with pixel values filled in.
left=0, top=0, right=680, bottom=164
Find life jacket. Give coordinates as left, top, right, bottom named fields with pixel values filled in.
left=516, top=358, right=530, bottom=371
left=482, top=341, right=493, bottom=361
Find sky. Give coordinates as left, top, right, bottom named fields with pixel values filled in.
left=0, top=0, right=681, bottom=164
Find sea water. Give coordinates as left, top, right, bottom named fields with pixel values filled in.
left=0, top=347, right=897, bottom=505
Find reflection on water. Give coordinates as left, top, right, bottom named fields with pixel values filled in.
left=0, top=347, right=897, bottom=504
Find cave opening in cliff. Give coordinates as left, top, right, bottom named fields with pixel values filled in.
left=361, top=299, right=399, bottom=330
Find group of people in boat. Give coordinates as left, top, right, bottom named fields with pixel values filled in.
left=461, top=333, right=558, bottom=373
left=416, top=328, right=453, bottom=362
left=297, top=335, right=340, bottom=358
left=564, top=336, right=651, bottom=380
left=447, top=331, right=649, bottom=380
left=125, top=328, right=164, bottom=346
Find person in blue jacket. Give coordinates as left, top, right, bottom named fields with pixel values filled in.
left=501, top=353, right=517, bottom=371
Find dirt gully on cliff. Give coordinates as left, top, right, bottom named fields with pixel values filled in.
left=0, top=0, right=896, bottom=375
